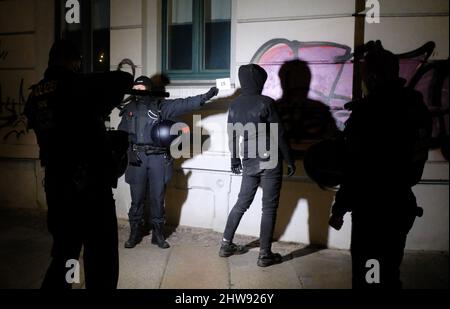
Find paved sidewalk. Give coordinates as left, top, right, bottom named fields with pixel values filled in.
left=0, top=207, right=448, bottom=289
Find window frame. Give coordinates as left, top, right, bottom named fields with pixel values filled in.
left=162, top=0, right=231, bottom=80
left=54, top=0, right=110, bottom=74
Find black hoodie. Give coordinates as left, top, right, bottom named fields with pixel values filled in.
left=228, top=64, right=294, bottom=168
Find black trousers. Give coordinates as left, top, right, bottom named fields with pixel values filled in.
left=223, top=163, right=283, bottom=251
left=350, top=190, right=417, bottom=289
left=125, top=153, right=173, bottom=226
left=42, top=166, right=119, bottom=289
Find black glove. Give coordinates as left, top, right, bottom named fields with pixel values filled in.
left=329, top=213, right=344, bottom=231
left=203, top=87, right=219, bottom=101
left=231, top=158, right=242, bottom=175
left=287, top=164, right=296, bottom=177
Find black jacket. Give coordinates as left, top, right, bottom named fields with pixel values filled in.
left=228, top=64, right=294, bottom=168
left=332, top=85, right=432, bottom=216
left=24, top=67, right=133, bottom=168
left=118, top=93, right=209, bottom=146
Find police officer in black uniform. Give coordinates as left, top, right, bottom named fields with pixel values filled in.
left=24, top=40, right=133, bottom=289
left=328, top=41, right=432, bottom=288
left=119, top=75, right=218, bottom=249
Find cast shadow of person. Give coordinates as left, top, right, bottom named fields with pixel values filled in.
left=246, top=60, right=339, bottom=259
left=163, top=89, right=242, bottom=238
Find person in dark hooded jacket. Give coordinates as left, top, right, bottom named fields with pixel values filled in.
left=219, top=64, right=296, bottom=267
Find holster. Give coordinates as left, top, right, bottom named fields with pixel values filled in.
left=128, top=148, right=143, bottom=167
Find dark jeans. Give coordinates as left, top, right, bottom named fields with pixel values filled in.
left=125, top=153, right=173, bottom=226
left=350, top=190, right=417, bottom=289
left=42, top=166, right=119, bottom=289
left=223, top=163, right=283, bottom=251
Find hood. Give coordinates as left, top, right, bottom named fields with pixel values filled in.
left=238, top=64, right=267, bottom=95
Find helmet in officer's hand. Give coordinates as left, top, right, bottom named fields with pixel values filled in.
left=151, top=120, right=188, bottom=148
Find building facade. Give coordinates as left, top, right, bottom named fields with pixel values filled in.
left=0, top=0, right=448, bottom=251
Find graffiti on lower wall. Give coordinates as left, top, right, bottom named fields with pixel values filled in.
left=0, top=39, right=28, bottom=142
left=0, top=79, right=28, bottom=141
left=0, top=41, right=8, bottom=61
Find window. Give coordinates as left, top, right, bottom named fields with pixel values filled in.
left=55, top=0, right=110, bottom=73
left=162, top=0, right=231, bottom=80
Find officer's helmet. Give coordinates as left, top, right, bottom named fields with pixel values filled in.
left=151, top=120, right=188, bottom=148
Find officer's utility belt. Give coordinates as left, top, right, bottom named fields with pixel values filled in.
left=132, top=143, right=167, bottom=155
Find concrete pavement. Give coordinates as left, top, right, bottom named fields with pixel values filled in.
left=0, top=207, right=448, bottom=289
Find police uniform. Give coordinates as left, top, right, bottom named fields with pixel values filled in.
left=24, top=41, right=133, bottom=289
left=330, top=42, right=432, bottom=288
left=118, top=78, right=218, bottom=248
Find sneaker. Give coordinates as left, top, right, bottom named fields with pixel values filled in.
left=219, top=242, right=248, bottom=257
left=257, top=251, right=283, bottom=267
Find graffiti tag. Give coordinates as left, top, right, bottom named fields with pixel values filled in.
left=0, top=41, right=8, bottom=61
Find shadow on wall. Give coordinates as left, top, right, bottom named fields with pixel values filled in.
left=274, top=59, right=337, bottom=247
left=253, top=39, right=449, bottom=161
left=163, top=60, right=339, bottom=245
left=274, top=179, right=335, bottom=247
left=276, top=59, right=339, bottom=155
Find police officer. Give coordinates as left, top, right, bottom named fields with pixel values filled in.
left=24, top=40, right=133, bottom=289
left=328, top=41, right=432, bottom=288
left=119, top=75, right=218, bottom=249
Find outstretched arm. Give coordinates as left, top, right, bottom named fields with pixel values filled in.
left=161, top=87, right=218, bottom=119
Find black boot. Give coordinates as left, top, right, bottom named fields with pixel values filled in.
left=151, top=223, right=170, bottom=249
left=257, top=249, right=283, bottom=267
left=141, top=218, right=151, bottom=237
left=219, top=241, right=248, bottom=257
left=124, top=221, right=143, bottom=249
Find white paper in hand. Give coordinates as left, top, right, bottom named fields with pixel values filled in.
left=216, top=78, right=231, bottom=90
